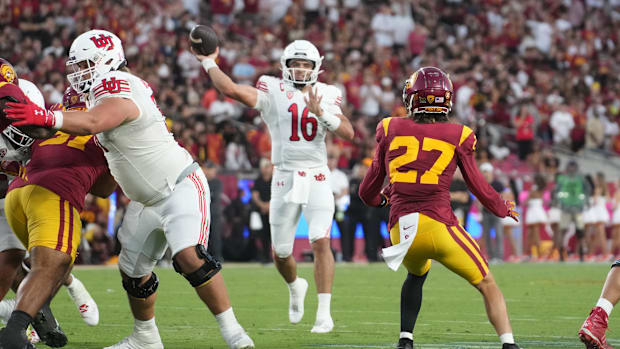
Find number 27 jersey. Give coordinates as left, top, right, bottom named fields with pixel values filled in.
left=254, top=75, right=343, bottom=170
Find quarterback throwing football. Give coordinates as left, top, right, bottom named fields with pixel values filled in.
left=194, top=40, right=354, bottom=333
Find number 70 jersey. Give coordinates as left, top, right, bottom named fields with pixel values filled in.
left=254, top=75, right=343, bottom=170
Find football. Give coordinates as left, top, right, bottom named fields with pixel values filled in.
left=189, top=25, right=219, bottom=56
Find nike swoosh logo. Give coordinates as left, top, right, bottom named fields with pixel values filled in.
left=403, top=225, right=415, bottom=230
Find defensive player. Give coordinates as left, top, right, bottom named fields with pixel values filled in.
left=4, top=30, right=254, bottom=349
left=0, top=61, right=99, bottom=346
left=193, top=40, right=354, bottom=332
left=358, top=67, right=520, bottom=349
left=0, top=77, right=115, bottom=347
left=579, top=260, right=619, bottom=348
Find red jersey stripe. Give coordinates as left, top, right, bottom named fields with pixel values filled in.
left=55, top=199, right=65, bottom=251
left=193, top=174, right=210, bottom=244
left=66, top=203, right=74, bottom=255
left=447, top=226, right=487, bottom=278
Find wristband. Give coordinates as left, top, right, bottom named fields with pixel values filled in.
left=320, top=111, right=341, bottom=132
left=52, top=110, right=64, bottom=130
left=201, top=58, right=218, bottom=72
left=378, top=193, right=389, bottom=208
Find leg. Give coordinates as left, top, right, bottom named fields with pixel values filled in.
left=474, top=273, right=514, bottom=337
left=311, top=238, right=334, bottom=294
left=0, top=247, right=71, bottom=349
left=596, top=222, right=609, bottom=257
left=579, top=261, right=620, bottom=348
left=0, top=249, right=25, bottom=300
left=494, top=217, right=504, bottom=261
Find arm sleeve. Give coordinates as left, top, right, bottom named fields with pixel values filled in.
left=90, top=72, right=134, bottom=106
left=359, top=120, right=388, bottom=206
left=321, top=86, right=343, bottom=115
left=456, top=132, right=509, bottom=218
left=254, top=75, right=273, bottom=115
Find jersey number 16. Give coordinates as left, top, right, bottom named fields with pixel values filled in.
left=288, top=103, right=317, bottom=142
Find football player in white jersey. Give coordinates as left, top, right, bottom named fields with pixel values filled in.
left=4, top=30, right=254, bottom=349
left=193, top=39, right=354, bottom=333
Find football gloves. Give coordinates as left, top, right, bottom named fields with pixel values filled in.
left=505, top=200, right=519, bottom=222
left=4, top=101, right=59, bottom=128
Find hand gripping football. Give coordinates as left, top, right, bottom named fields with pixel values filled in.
left=189, top=25, right=219, bottom=56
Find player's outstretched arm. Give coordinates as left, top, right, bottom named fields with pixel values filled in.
left=456, top=141, right=518, bottom=221
left=194, top=47, right=258, bottom=108
left=4, top=97, right=139, bottom=136
left=359, top=121, right=388, bottom=207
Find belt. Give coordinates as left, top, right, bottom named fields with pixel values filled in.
left=176, top=162, right=200, bottom=184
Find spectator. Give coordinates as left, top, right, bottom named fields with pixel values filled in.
left=479, top=163, right=505, bottom=262
left=550, top=105, right=575, bottom=147
left=513, top=104, right=535, bottom=161
left=225, top=133, right=252, bottom=171
left=250, top=158, right=273, bottom=263
left=203, top=161, right=224, bottom=261
left=329, top=151, right=349, bottom=254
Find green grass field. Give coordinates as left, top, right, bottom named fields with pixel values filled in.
left=18, top=262, right=620, bottom=349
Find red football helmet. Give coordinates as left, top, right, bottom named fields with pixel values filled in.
left=402, top=66, right=453, bottom=115
left=62, top=86, right=87, bottom=111
left=0, top=58, right=18, bottom=85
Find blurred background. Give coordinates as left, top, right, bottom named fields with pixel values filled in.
left=2, top=0, right=620, bottom=265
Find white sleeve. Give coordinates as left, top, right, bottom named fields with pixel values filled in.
left=90, top=72, right=134, bottom=105
left=321, top=86, right=343, bottom=115
left=18, top=79, right=45, bottom=108
left=254, top=76, right=275, bottom=121
left=255, top=89, right=271, bottom=114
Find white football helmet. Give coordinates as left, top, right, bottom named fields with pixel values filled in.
left=280, top=40, right=323, bottom=86
left=66, top=29, right=125, bottom=94
left=2, top=79, right=45, bottom=148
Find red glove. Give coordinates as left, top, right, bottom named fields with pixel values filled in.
left=4, top=101, right=60, bottom=128
left=505, top=200, right=520, bottom=222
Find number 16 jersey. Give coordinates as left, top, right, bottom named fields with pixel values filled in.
left=254, top=75, right=343, bottom=170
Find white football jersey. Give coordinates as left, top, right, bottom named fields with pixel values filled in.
left=254, top=75, right=343, bottom=170
left=86, top=70, right=193, bottom=206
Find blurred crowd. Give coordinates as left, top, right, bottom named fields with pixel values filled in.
left=2, top=0, right=620, bottom=263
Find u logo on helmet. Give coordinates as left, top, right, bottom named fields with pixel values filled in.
left=0, top=64, right=16, bottom=83
left=90, top=34, right=115, bottom=51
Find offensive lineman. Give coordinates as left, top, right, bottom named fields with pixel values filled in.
left=359, top=67, right=520, bottom=349
left=193, top=39, right=354, bottom=333
left=4, top=30, right=254, bottom=349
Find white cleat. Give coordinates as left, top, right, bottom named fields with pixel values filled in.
left=311, top=317, right=334, bottom=333
left=221, top=325, right=255, bottom=349
left=67, top=278, right=100, bottom=326
left=103, top=334, right=164, bottom=349
left=288, top=278, right=308, bottom=324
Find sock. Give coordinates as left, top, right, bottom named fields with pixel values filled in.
left=400, top=331, right=413, bottom=340
left=134, top=317, right=157, bottom=332
left=66, top=277, right=84, bottom=295
left=400, top=272, right=428, bottom=334
left=317, top=293, right=331, bottom=319
left=499, top=333, right=515, bottom=344
left=5, top=310, right=33, bottom=331
left=216, top=307, right=239, bottom=330
left=596, top=298, right=614, bottom=316
left=287, top=278, right=301, bottom=292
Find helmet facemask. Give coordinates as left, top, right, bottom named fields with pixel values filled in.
left=66, top=54, right=105, bottom=94
left=3, top=125, right=34, bottom=148
left=282, top=59, right=319, bottom=86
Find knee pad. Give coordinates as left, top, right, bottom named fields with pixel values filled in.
left=173, top=245, right=221, bottom=288
left=273, top=243, right=293, bottom=259
left=122, top=272, right=159, bottom=299
left=613, top=259, right=620, bottom=268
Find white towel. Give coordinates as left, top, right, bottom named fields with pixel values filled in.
left=382, top=212, right=419, bottom=271
left=283, top=170, right=312, bottom=204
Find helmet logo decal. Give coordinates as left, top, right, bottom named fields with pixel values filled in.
left=445, top=91, right=451, bottom=100
left=426, top=95, right=435, bottom=103
left=90, top=34, right=115, bottom=51
left=0, top=64, right=16, bottom=83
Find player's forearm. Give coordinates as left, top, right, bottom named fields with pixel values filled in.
left=332, top=114, right=354, bottom=141
left=58, top=110, right=103, bottom=135
left=458, top=159, right=507, bottom=217
left=203, top=63, right=257, bottom=107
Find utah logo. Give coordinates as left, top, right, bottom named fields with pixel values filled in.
left=298, top=171, right=306, bottom=177
left=314, top=173, right=326, bottom=182
left=287, top=91, right=294, bottom=99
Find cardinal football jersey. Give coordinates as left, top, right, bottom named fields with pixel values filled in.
left=254, top=76, right=343, bottom=170
left=86, top=70, right=193, bottom=206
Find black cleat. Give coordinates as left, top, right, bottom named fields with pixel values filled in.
left=502, top=344, right=520, bottom=349
left=0, top=327, right=36, bottom=349
left=31, top=302, right=68, bottom=348
left=397, top=338, right=414, bottom=349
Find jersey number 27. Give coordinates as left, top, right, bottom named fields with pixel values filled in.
left=389, top=136, right=455, bottom=185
